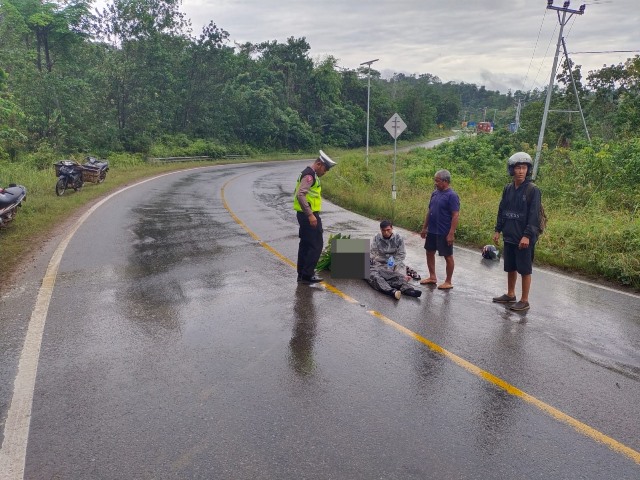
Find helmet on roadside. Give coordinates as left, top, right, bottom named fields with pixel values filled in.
left=482, top=245, right=500, bottom=260
left=507, top=151, right=533, bottom=177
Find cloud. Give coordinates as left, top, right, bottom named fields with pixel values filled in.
left=100, top=0, right=640, bottom=93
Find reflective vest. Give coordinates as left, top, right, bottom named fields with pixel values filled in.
left=293, top=166, right=321, bottom=212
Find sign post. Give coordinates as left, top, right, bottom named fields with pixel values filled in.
left=384, top=113, right=407, bottom=200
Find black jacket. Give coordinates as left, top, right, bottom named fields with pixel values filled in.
left=495, top=180, right=541, bottom=244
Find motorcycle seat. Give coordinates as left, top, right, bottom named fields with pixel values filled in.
left=0, top=187, right=25, bottom=206
left=83, top=163, right=107, bottom=170
left=84, top=157, right=108, bottom=169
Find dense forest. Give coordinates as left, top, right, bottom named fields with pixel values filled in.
left=1, top=0, right=638, bottom=163
left=1, top=0, right=640, bottom=287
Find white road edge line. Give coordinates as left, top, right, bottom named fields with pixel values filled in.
left=2, top=162, right=637, bottom=479
left=401, top=230, right=640, bottom=300
left=0, top=169, right=203, bottom=480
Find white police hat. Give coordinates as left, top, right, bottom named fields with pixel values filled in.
left=318, top=150, right=337, bottom=169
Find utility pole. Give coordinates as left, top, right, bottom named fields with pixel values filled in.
left=360, top=58, right=379, bottom=167
left=532, top=0, right=585, bottom=180
left=515, top=96, right=522, bottom=132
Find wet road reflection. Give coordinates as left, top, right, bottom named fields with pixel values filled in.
left=5, top=162, right=639, bottom=479
left=473, top=320, right=527, bottom=454
left=289, top=285, right=319, bottom=376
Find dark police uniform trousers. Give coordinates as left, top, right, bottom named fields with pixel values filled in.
left=297, top=211, right=323, bottom=279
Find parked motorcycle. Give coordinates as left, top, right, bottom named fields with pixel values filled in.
left=0, top=183, right=27, bottom=227
left=54, top=160, right=84, bottom=196
left=82, top=156, right=109, bottom=184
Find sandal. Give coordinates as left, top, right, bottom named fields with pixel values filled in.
left=419, top=278, right=437, bottom=285
left=406, top=266, right=421, bottom=280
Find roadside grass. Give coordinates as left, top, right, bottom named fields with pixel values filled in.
left=2, top=132, right=639, bottom=291
left=0, top=134, right=446, bottom=288
left=0, top=157, right=243, bottom=284
left=321, top=145, right=640, bottom=290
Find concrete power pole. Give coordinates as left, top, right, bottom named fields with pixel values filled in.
left=361, top=59, right=379, bottom=167
left=532, top=0, right=585, bottom=180
left=515, top=97, right=522, bottom=132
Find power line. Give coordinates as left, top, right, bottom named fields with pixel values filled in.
left=521, top=8, right=549, bottom=92
left=569, top=50, right=640, bottom=54
left=528, top=21, right=558, bottom=93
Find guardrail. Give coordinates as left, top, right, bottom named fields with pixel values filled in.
left=148, top=153, right=309, bottom=163
left=148, top=156, right=211, bottom=163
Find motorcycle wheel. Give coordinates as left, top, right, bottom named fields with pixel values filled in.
left=73, top=179, right=84, bottom=191
left=98, top=171, right=106, bottom=183
left=55, top=178, right=67, bottom=196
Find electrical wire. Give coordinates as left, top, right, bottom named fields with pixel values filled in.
left=520, top=8, right=548, bottom=92
left=528, top=20, right=559, bottom=92
left=569, top=50, right=640, bottom=54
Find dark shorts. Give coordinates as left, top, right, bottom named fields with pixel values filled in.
left=503, top=242, right=535, bottom=275
left=424, top=233, right=453, bottom=257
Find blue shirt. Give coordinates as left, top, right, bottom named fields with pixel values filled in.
left=427, top=188, right=460, bottom=235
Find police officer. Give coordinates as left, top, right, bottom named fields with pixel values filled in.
left=294, top=150, right=336, bottom=284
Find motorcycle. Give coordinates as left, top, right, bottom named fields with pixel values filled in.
left=55, top=160, right=84, bottom=196
left=83, top=156, right=109, bottom=184
left=0, top=183, right=27, bottom=227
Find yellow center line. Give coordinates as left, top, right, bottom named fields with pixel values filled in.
left=222, top=173, right=640, bottom=466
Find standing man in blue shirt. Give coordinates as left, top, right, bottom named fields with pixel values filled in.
left=419, top=169, right=460, bottom=290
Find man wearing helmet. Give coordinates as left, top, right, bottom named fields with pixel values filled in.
left=294, top=150, right=337, bottom=284
left=491, top=152, right=542, bottom=311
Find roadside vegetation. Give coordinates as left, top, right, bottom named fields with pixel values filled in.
left=1, top=1, right=639, bottom=290
left=2, top=131, right=640, bottom=291
left=0, top=134, right=441, bottom=284
left=322, top=132, right=640, bottom=290
left=0, top=155, right=206, bottom=279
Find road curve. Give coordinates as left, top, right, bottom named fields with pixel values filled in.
left=0, top=161, right=638, bottom=479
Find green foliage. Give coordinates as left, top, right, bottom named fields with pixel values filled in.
left=322, top=134, right=640, bottom=289
left=540, top=139, right=640, bottom=211
left=105, top=152, right=146, bottom=168
left=27, top=141, right=61, bottom=170
left=0, top=0, right=552, bottom=156
left=0, top=154, right=216, bottom=280
left=0, top=0, right=638, bottom=290
left=0, top=66, right=27, bottom=159
left=149, top=135, right=231, bottom=158
left=316, top=233, right=351, bottom=272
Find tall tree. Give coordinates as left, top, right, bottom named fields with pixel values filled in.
left=0, top=68, right=27, bottom=160
left=251, top=37, right=313, bottom=114
left=94, top=0, right=190, bottom=150
left=176, top=21, right=233, bottom=136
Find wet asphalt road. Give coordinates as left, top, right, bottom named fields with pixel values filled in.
left=1, top=159, right=639, bottom=479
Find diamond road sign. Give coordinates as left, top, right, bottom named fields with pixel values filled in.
left=384, top=113, right=407, bottom=139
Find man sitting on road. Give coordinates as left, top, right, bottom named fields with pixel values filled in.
left=367, top=220, right=422, bottom=300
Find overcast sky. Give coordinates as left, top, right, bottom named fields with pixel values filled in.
left=166, top=1, right=637, bottom=93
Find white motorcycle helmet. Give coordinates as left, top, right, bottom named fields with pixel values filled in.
left=507, top=151, right=533, bottom=177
